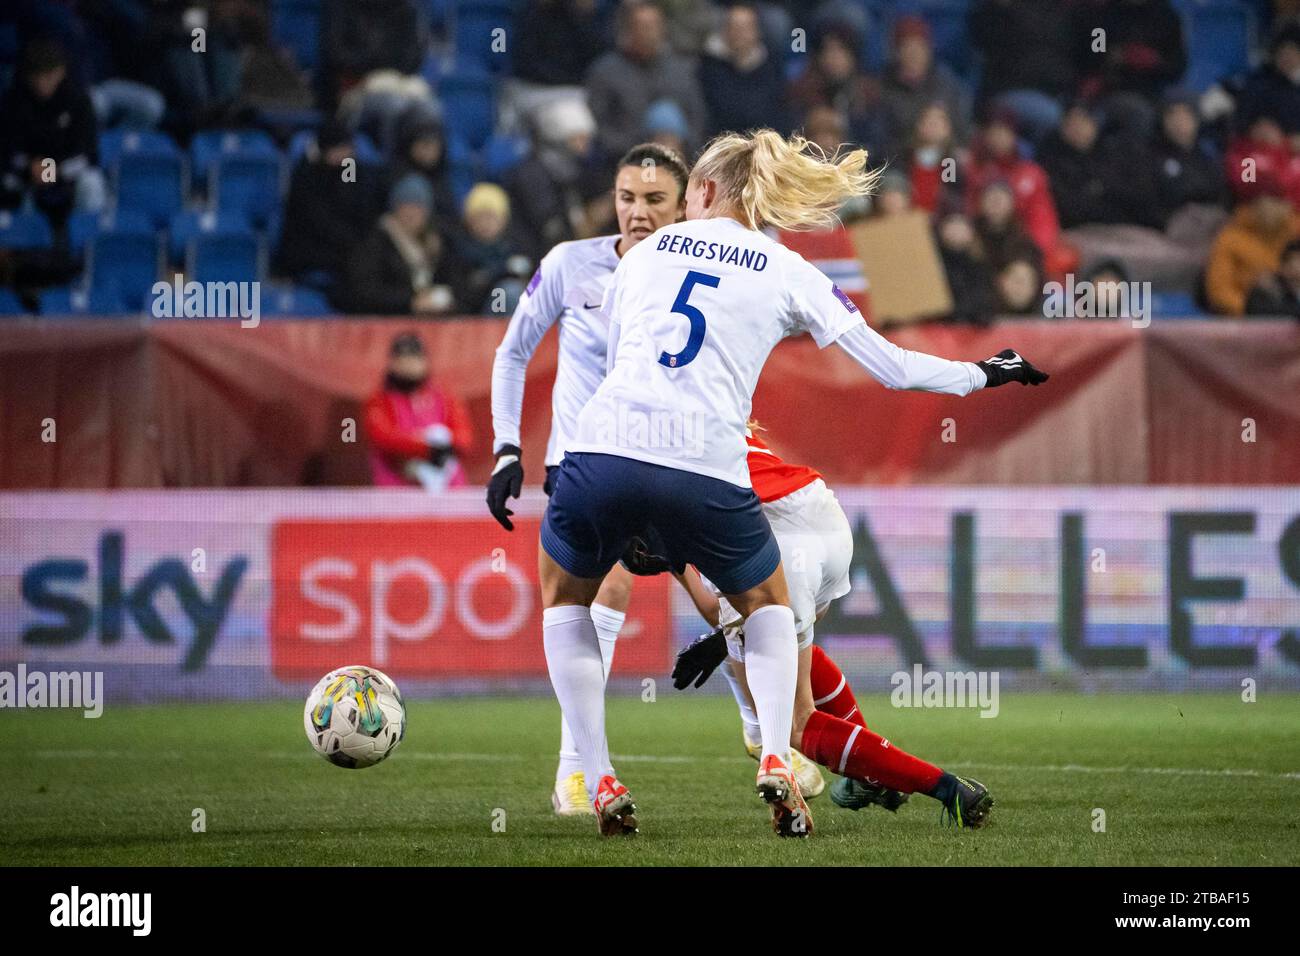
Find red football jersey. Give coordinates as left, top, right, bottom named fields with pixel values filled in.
left=746, top=431, right=822, bottom=502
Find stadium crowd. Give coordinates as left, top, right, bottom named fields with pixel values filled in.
left=0, top=0, right=1298, bottom=320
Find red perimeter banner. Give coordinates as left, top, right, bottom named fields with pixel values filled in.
left=1, top=319, right=1297, bottom=489
left=269, top=516, right=670, bottom=680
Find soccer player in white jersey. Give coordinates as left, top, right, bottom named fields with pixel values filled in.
left=539, top=129, right=1047, bottom=839
left=485, top=143, right=691, bottom=816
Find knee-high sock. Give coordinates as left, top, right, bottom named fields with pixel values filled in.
left=721, top=658, right=762, bottom=744
left=742, top=604, right=798, bottom=767
left=557, top=603, right=624, bottom=780
left=799, top=710, right=943, bottom=794
left=544, top=605, right=611, bottom=798
left=809, top=645, right=867, bottom=729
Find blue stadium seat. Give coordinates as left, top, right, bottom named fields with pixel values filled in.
left=167, top=210, right=254, bottom=265
left=99, top=128, right=181, bottom=170
left=287, top=129, right=382, bottom=167
left=0, top=209, right=54, bottom=250
left=186, top=232, right=263, bottom=286
left=438, top=68, right=497, bottom=151
left=210, top=156, right=283, bottom=227
left=1151, top=291, right=1205, bottom=319
left=38, top=285, right=129, bottom=316
left=272, top=0, right=322, bottom=71
left=68, top=208, right=154, bottom=258
left=1174, top=0, right=1255, bottom=92
left=261, top=283, right=337, bottom=316
left=113, top=152, right=186, bottom=227
left=483, top=132, right=530, bottom=181
left=190, top=129, right=280, bottom=189
left=87, top=231, right=163, bottom=311
left=0, top=287, right=26, bottom=315
left=453, top=0, right=515, bottom=72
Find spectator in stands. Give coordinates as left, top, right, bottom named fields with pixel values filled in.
left=968, top=0, right=1084, bottom=143
left=1149, top=90, right=1226, bottom=229
left=507, top=98, right=608, bottom=260
left=788, top=20, right=888, bottom=155
left=698, top=2, right=791, bottom=138
left=392, top=112, right=459, bottom=228
left=276, top=121, right=385, bottom=288
left=513, top=0, right=610, bottom=87
left=872, top=170, right=913, bottom=218
left=1245, top=238, right=1300, bottom=318
left=340, top=174, right=456, bottom=315
left=935, top=212, right=996, bottom=325
left=0, top=39, right=105, bottom=227
left=447, top=183, right=533, bottom=315
left=879, top=15, right=970, bottom=160
left=363, top=332, right=474, bottom=490
left=321, top=0, right=427, bottom=109
left=1038, top=100, right=1156, bottom=228
left=973, top=179, right=1043, bottom=274
left=228, top=3, right=315, bottom=123
left=1205, top=178, right=1300, bottom=315
left=1082, top=0, right=1187, bottom=139
left=1225, top=115, right=1300, bottom=209
left=642, top=99, right=691, bottom=159
left=995, top=254, right=1045, bottom=315
left=966, top=112, right=1072, bottom=276
left=800, top=104, right=871, bottom=222
left=142, top=0, right=245, bottom=131
left=907, top=102, right=965, bottom=215
left=586, top=0, right=709, bottom=160
left=1235, top=21, right=1300, bottom=137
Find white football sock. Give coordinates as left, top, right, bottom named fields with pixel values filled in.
left=544, top=604, right=612, bottom=799
left=721, top=658, right=762, bottom=744
left=741, top=604, right=798, bottom=767
left=557, top=603, right=624, bottom=781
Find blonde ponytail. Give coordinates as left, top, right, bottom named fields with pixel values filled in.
left=692, top=129, right=880, bottom=231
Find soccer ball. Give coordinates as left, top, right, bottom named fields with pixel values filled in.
left=304, top=665, right=406, bottom=769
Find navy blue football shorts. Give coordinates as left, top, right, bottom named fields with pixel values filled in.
left=540, top=451, right=781, bottom=595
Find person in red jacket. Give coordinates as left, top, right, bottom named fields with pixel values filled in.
left=965, top=111, right=1077, bottom=278
left=363, top=332, right=474, bottom=489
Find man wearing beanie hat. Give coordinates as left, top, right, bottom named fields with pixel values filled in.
left=339, top=173, right=455, bottom=314
left=881, top=14, right=971, bottom=156
left=277, top=120, right=385, bottom=284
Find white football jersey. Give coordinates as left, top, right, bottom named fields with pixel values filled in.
left=491, top=235, right=621, bottom=466
left=569, top=216, right=981, bottom=487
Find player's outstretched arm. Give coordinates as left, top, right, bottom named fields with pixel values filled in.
left=832, top=324, right=1048, bottom=395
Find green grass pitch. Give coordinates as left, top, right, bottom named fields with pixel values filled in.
left=2, top=692, right=1298, bottom=866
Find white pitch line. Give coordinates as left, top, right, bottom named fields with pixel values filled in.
left=27, top=749, right=1300, bottom=781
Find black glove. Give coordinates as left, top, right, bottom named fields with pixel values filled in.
left=672, top=628, right=728, bottom=690
left=977, top=349, right=1049, bottom=387
left=620, top=526, right=684, bottom=576
left=485, top=444, right=523, bottom=531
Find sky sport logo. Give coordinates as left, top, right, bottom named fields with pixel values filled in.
left=890, top=665, right=1000, bottom=718
left=49, top=886, right=151, bottom=936
left=0, top=665, right=103, bottom=718
left=150, top=274, right=261, bottom=327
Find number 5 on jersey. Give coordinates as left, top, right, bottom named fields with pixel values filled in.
left=659, top=270, right=719, bottom=369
